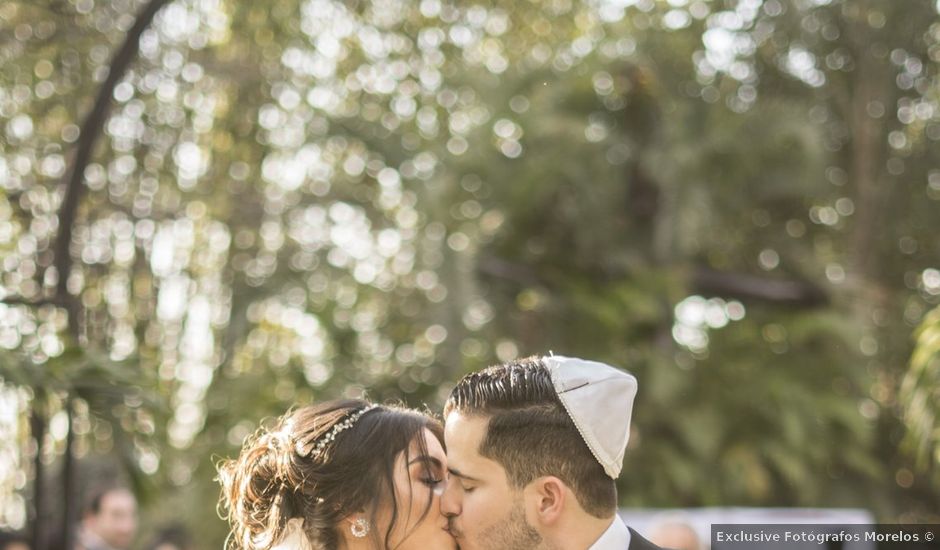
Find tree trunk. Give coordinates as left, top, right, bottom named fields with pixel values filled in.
left=30, top=405, right=48, bottom=550
left=845, top=1, right=890, bottom=287
left=53, top=0, right=173, bottom=316
left=62, top=398, right=77, bottom=550
left=52, top=0, right=172, bottom=547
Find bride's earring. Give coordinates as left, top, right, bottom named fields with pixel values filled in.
left=350, top=517, right=370, bottom=538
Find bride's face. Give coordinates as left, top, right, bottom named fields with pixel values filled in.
left=377, top=428, right=456, bottom=550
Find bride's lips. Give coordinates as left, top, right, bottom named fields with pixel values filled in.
left=442, top=526, right=459, bottom=548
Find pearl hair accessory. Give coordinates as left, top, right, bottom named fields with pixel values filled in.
left=300, top=404, right=379, bottom=458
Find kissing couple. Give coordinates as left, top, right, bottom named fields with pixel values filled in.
left=218, top=355, right=662, bottom=550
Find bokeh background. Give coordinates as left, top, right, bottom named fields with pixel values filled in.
left=0, top=0, right=939, bottom=547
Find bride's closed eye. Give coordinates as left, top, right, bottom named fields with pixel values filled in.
left=409, top=455, right=446, bottom=488
left=421, top=477, right=444, bottom=487
left=419, top=467, right=446, bottom=488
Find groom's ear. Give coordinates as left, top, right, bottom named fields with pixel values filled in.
left=526, top=476, right=567, bottom=526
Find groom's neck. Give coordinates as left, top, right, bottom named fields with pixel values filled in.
left=544, top=511, right=616, bottom=550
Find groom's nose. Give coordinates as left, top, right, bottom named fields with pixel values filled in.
left=439, top=477, right=461, bottom=517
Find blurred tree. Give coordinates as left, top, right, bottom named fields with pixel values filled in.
left=0, top=0, right=938, bottom=547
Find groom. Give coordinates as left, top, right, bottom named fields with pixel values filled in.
left=441, top=355, right=661, bottom=550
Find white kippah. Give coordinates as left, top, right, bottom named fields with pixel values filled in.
left=544, top=355, right=638, bottom=479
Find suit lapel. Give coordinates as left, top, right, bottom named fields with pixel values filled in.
left=628, top=527, right=663, bottom=550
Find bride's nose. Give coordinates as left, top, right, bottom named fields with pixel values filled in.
left=439, top=478, right=461, bottom=516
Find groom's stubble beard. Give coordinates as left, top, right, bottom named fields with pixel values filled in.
left=475, top=499, right=546, bottom=550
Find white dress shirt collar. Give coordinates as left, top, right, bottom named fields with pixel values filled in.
left=589, top=514, right=632, bottom=550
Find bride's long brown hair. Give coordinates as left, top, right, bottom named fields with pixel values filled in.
left=217, top=399, right=444, bottom=550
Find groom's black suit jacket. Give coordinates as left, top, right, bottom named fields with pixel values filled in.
left=628, top=527, right=665, bottom=550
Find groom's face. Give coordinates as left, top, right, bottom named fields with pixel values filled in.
left=441, top=412, right=543, bottom=550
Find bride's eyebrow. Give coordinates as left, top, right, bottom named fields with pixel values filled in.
left=408, top=455, right=443, bottom=469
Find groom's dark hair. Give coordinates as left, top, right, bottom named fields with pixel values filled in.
left=444, top=356, right=617, bottom=518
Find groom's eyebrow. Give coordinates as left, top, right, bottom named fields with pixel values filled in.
left=447, top=467, right=480, bottom=482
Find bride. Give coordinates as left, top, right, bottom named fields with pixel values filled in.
left=218, top=399, right=457, bottom=550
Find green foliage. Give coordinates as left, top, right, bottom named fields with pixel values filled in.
left=1, top=0, right=939, bottom=545
left=902, top=305, right=940, bottom=475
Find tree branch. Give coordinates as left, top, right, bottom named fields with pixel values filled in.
left=478, top=255, right=829, bottom=307
left=48, top=1, right=172, bottom=549
left=0, top=296, right=64, bottom=307
left=52, top=0, right=172, bottom=340
left=690, top=266, right=828, bottom=307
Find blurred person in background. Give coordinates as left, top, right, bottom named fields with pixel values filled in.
left=0, top=531, right=30, bottom=550
left=648, top=519, right=704, bottom=550
left=76, top=485, right=138, bottom=550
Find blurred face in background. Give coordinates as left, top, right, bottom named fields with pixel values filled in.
left=85, top=489, right=138, bottom=549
